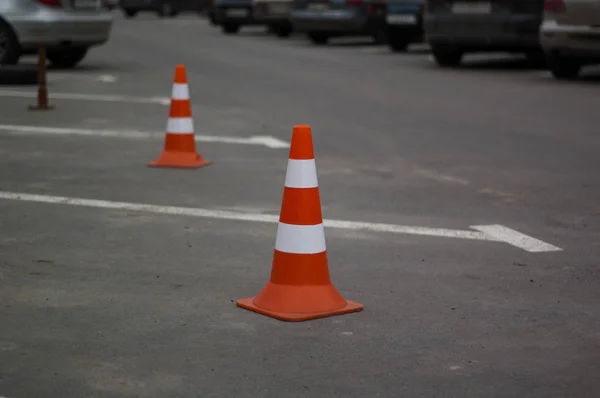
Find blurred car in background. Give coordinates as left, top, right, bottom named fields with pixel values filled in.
left=213, top=0, right=264, bottom=34
left=120, top=0, right=203, bottom=18
left=385, top=0, right=424, bottom=51
left=253, top=0, right=294, bottom=37
left=197, top=0, right=218, bottom=23
left=0, top=0, right=113, bottom=68
left=423, top=0, right=546, bottom=67
left=540, top=0, right=600, bottom=79
left=102, top=0, right=119, bottom=9
left=291, top=0, right=387, bottom=45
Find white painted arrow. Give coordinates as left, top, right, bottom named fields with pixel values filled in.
left=0, top=124, right=290, bottom=149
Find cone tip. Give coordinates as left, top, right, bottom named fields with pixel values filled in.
left=174, top=64, right=187, bottom=84
left=289, top=124, right=314, bottom=160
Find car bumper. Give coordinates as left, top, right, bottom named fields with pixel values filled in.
left=10, top=12, right=114, bottom=50
left=385, top=3, right=422, bottom=31
left=424, top=14, right=541, bottom=49
left=292, top=10, right=383, bottom=34
left=253, top=1, right=293, bottom=21
left=214, top=5, right=267, bottom=24
left=540, top=20, right=600, bottom=58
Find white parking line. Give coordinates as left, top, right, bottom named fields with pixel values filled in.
left=0, top=191, right=562, bottom=253
left=0, top=124, right=290, bottom=149
left=0, top=89, right=170, bottom=105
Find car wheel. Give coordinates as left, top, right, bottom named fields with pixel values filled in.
left=547, top=53, right=582, bottom=80
left=123, top=8, right=138, bottom=18
left=274, top=22, right=293, bottom=38
left=388, top=33, right=410, bottom=52
left=47, top=48, right=89, bottom=69
left=430, top=44, right=462, bottom=67
left=222, top=23, right=241, bottom=34
left=308, top=32, right=329, bottom=45
left=0, top=20, right=21, bottom=65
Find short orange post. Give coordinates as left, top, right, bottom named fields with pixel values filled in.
left=29, top=47, right=53, bottom=111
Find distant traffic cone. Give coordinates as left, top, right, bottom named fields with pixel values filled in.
left=236, top=125, right=363, bottom=322
left=148, top=64, right=212, bottom=168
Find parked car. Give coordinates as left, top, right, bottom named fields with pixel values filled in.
left=385, top=0, right=424, bottom=51
left=291, top=0, right=387, bottom=45
left=253, top=0, right=294, bottom=37
left=540, top=0, right=600, bottom=79
left=423, top=0, right=546, bottom=67
left=0, top=0, right=113, bottom=68
left=120, top=0, right=203, bottom=18
left=212, top=0, right=264, bottom=33
left=102, top=0, right=120, bottom=10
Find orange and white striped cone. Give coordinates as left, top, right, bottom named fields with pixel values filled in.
left=236, top=124, right=363, bottom=322
left=148, top=64, right=212, bottom=169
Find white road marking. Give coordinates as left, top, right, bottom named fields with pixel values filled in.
left=0, top=191, right=562, bottom=252
left=0, top=89, right=170, bottom=105
left=471, top=224, right=562, bottom=253
left=97, top=75, right=117, bottom=83
left=0, top=124, right=290, bottom=149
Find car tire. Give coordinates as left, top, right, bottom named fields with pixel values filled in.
left=0, top=65, right=37, bottom=86
left=123, top=8, right=138, bottom=18
left=430, top=44, right=462, bottom=67
left=388, top=33, right=410, bottom=52
left=47, top=48, right=89, bottom=69
left=222, top=23, right=241, bottom=34
left=308, top=32, right=329, bottom=45
left=273, top=23, right=293, bottom=38
left=0, top=19, right=21, bottom=65
left=547, top=53, right=582, bottom=80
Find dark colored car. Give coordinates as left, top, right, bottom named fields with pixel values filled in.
left=291, top=0, right=387, bottom=45
left=119, top=0, right=203, bottom=18
left=213, top=0, right=264, bottom=33
left=385, top=0, right=424, bottom=51
left=423, top=0, right=545, bottom=67
left=253, top=0, right=295, bottom=37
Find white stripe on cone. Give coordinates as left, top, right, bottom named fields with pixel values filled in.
left=167, top=117, right=194, bottom=134
left=171, top=83, right=190, bottom=100
left=284, top=159, right=319, bottom=189
left=275, top=222, right=326, bottom=254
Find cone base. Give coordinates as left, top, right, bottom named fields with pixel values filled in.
left=236, top=297, right=363, bottom=322
left=148, top=151, right=212, bottom=169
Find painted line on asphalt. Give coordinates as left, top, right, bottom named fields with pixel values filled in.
left=0, top=89, right=170, bottom=105
left=0, top=191, right=562, bottom=253
left=0, top=124, right=290, bottom=149
left=470, top=225, right=562, bottom=253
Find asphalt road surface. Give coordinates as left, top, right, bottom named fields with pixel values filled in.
left=1, top=13, right=599, bottom=398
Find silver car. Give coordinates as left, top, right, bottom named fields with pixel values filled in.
left=0, top=0, right=113, bottom=68
left=540, top=0, right=600, bottom=79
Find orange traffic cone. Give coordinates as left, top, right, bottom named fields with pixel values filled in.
left=148, top=65, right=212, bottom=169
left=236, top=125, right=364, bottom=322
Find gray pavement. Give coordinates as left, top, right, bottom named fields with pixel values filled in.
left=1, top=12, right=599, bottom=398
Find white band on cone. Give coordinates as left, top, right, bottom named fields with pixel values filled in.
left=171, top=83, right=190, bottom=100
left=275, top=222, right=326, bottom=254
left=167, top=117, right=194, bottom=134
left=284, top=159, right=318, bottom=189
